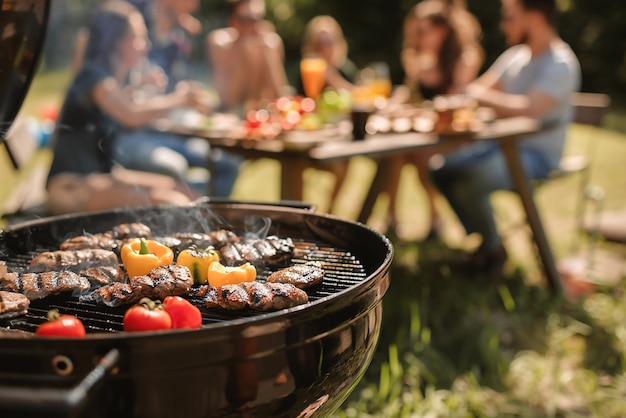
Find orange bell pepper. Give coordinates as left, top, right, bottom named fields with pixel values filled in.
left=207, top=262, right=256, bottom=287
left=121, top=238, right=174, bottom=278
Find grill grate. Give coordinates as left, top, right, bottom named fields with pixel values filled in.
left=1, top=240, right=367, bottom=334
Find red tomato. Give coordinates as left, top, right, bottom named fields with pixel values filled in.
left=163, top=296, right=202, bottom=329
left=123, top=298, right=172, bottom=332
left=36, top=310, right=86, bottom=338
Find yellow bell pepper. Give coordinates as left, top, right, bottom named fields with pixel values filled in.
left=121, top=238, right=174, bottom=278
left=207, top=262, right=256, bottom=287
left=176, top=246, right=220, bottom=284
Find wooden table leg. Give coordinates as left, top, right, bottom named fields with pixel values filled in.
left=280, top=156, right=307, bottom=201
left=499, top=137, right=562, bottom=295
left=358, top=156, right=396, bottom=224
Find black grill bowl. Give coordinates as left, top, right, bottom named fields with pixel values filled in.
left=0, top=201, right=393, bottom=418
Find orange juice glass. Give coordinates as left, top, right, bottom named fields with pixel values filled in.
left=300, top=57, right=327, bottom=99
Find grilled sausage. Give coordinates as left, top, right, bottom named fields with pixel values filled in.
left=29, top=249, right=119, bottom=273
left=0, top=291, right=30, bottom=318
left=0, top=270, right=91, bottom=300
left=83, top=264, right=193, bottom=307
left=191, top=281, right=308, bottom=311
left=266, top=261, right=324, bottom=289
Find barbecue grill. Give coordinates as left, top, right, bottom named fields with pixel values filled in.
left=0, top=201, right=393, bottom=417
left=0, top=1, right=393, bottom=416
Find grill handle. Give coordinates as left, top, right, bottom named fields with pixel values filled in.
left=0, top=348, right=120, bottom=415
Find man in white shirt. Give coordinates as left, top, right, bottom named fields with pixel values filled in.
left=430, top=0, right=581, bottom=273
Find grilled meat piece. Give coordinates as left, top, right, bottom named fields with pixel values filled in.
left=109, top=223, right=152, bottom=240
left=0, top=291, right=30, bottom=318
left=218, top=242, right=244, bottom=266
left=80, top=266, right=123, bottom=286
left=29, top=249, right=119, bottom=273
left=0, top=270, right=91, bottom=300
left=170, top=229, right=240, bottom=250
left=266, top=261, right=324, bottom=289
left=151, top=236, right=184, bottom=253
left=58, top=223, right=151, bottom=251
left=187, top=285, right=221, bottom=309
left=83, top=282, right=141, bottom=307
left=192, top=281, right=308, bottom=311
left=218, top=236, right=294, bottom=267
left=59, top=234, right=119, bottom=251
left=83, top=264, right=193, bottom=307
left=136, top=264, right=193, bottom=299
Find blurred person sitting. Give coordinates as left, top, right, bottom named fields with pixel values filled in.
left=207, top=0, right=289, bottom=114
left=385, top=0, right=483, bottom=239
left=72, top=0, right=242, bottom=198
left=46, top=1, right=203, bottom=215
left=295, top=15, right=357, bottom=95
left=295, top=15, right=359, bottom=211
left=429, top=0, right=581, bottom=273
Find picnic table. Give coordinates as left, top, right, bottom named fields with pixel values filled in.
left=158, top=115, right=562, bottom=295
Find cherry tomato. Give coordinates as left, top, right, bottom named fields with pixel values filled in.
left=36, top=309, right=86, bottom=338
left=123, top=298, right=172, bottom=332
left=163, top=296, right=202, bottom=329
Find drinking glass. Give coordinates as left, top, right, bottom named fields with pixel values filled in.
left=359, top=62, right=392, bottom=99
left=300, top=56, right=327, bottom=99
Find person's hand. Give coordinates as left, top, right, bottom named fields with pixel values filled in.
left=140, top=65, right=168, bottom=94
left=175, top=81, right=213, bottom=115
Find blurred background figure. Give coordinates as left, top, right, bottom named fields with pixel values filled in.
left=128, top=0, right=201, bottom=91
left=295, top=15, right=357, bottom=95
left=116, top=0, right=242, bottom=198
left=430, top=0, right=581, bottom=273
left=296, top=15, right=358, bottom=211
left=46, top=1, right=202, bottom=215
left=207, top=0, right=289, bottom=114
left=385, top=0, right=483, bottom=239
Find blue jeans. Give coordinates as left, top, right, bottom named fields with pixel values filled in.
left=114, top=129, right=242, bottom=198
left=429, top=140, right=553, bottom=252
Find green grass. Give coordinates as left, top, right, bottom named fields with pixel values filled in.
left=3, top=70, right=626, bottom=416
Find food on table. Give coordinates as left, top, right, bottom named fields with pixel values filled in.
left=82, top=264, right=193, bottom=307
left=36, top=309, right=86, bottom=338
left=266, top=261, right=325, bottom=289
left=176, top=246, right=220, bottom=284
left=123, top=298, right=172, bottom=332
left=29, top=249, right=119, bottom=273
left=188, top=281, right=308, bottom=311
left=120, top=238, right=175, bottom=278
left=163, top=296, right=202, bottom=329
left=0, top=290, right=30, bottom=318
left=0, top=268, right=91, bottom=300
left=207, top=262, right=256, bottom=287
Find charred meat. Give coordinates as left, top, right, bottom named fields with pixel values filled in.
left=266, top=261, right=324, bottom=289
left=83, top=264, right=193, bottom=307
left=0, top=270, right=91, bottom=300
left=29, top=249, right=119, bottom=273
left=59, top=234, right=119, bottom=251
left=59, top=223, right=152, bottom=251
left=109, top=223, right=152, bottom=240
left=0, top=291, right=30, bottom=318
left=80, top=266, right=124, bottom=286
left=218, top=236, right=294, bottom=266
left=190, top=281, right=308, bottom=311
left=170, top=229, right=240, bottom=250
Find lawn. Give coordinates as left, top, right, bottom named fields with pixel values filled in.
left=2, top=70, right=626, bottom=416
